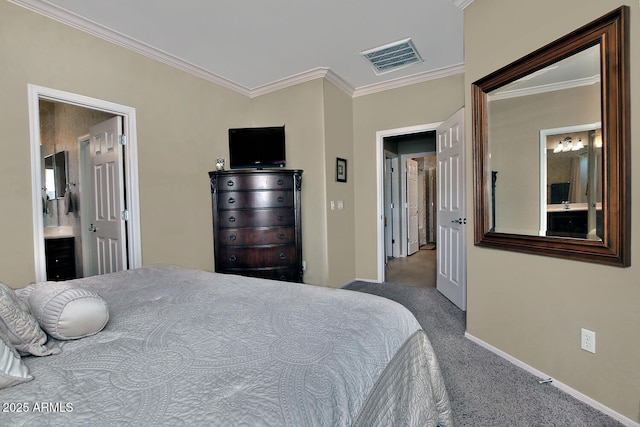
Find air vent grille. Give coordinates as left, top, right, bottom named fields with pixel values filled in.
left=361, top=38, right=423, bottom=75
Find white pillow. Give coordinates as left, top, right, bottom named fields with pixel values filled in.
left=0, top=332, right=33, bottom=389
left=28, top=282, right=109, bottom=340
left=0, top=282, right=58, bottom=356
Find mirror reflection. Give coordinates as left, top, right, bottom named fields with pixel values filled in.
left=486, top=45, right=601, bottom=238
left=43, top=150, right=68, bottom=200
left=542, top=125, right=602, bottom=240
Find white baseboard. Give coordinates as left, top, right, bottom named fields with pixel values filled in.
left=464, top=332, right=639, bottom=427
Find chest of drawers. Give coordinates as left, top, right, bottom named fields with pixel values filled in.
left=209, top=169, right=303, bottom=282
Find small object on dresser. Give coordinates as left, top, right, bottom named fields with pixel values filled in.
left=215, top=158, right=225, bottom=171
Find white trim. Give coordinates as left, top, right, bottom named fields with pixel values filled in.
left=451, top=0, right=474, bottom=10
left=28, top=84, right=142, bottom=283
left=9, top=0, right=462, bottom=99
left=353, top=64, right=464, bottom=98
left=465, top=332, right=640, bottom=427
left=249, top=68, right=354, bottom=98
left=376, top=123, right=442, bottom=282
left=9, top=0, right=250, bottom=97
left=488, top=75, right=600, bottom=101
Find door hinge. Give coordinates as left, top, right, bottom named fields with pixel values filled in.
left=119, top=134, right=127, bottom=146
left=121, top=210, right=130, bottom=221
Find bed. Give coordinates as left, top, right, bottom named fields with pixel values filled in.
left=0, top=266, right=451, bottom=426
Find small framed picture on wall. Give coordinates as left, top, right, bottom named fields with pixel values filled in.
left=336, top=158, right=347, bottom=183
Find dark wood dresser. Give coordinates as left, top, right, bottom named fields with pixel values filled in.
left=209, top=169, right=303, bottom=282
left=45, top=237, right=77, bottom=281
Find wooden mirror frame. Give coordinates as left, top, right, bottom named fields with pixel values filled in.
left=472, top=6, right=630, bottom=267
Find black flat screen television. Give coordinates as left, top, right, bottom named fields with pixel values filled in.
left=228, top=126, right=286, bottom=169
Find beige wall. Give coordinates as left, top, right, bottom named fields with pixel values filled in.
left=249, top=80, right=329, bottom=285
left=0, top=1, right=250, bottom=285
left=352, top=75, right=465, bottom=280
left=249, top=79, right=356, bottom=287
left=465, top=0, right=640, bottom=422
left=323, top=81, right=356, bottom=287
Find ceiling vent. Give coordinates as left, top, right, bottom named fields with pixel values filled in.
left=361, top=38, right=423, bottom=75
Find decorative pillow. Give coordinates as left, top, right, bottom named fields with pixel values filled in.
left=0, top=282, right=58, bottom=356
left=0, top=332, right=33, bottom=389
left=28, top=282, right=109, bottom=340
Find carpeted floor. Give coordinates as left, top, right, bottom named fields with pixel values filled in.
left=342, top=280, right=624, bottom=427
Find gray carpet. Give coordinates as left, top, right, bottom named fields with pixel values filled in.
left=342, top=281, right=623, bottom=427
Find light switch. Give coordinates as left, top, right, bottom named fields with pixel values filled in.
left=337, top=201, right=344, bottom=210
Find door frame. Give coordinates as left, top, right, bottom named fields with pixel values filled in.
left=376, top=122, right=441, bottom=282
left=28, top=84, right=142, bottom=282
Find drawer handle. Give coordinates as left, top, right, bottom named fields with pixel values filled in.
left=278, top=215, right=285, bottom=222
left=279, top=253, right=286, bottom=260
left=228, top=197, right=236, bottom=204
left=229, top=255, right=237, bottom=262
left=229, top=234, right=237, bottom=241
left=278, top=233, right=285, bottom=240
left=228, top=216, right=236, bottom=223
left=277, top=196, right=285, bottom=203
left=226, top=180, right=234, bottom=187
left=277, top=179, right=284, bottom=186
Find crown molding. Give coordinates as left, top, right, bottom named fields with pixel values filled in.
left=8, top=0, right=251, bottom=97
left=352, top=64, right=465, bottom=98
left=248, top=68, right=354, bottom=98
left=11, top=0, right=463, bottom=100
left=451, top=0, right=474, bottom=10
left=487, top=75, right=601, bottom=101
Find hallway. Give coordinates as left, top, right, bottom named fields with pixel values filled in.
left=385, top=246, right=436, bottom=288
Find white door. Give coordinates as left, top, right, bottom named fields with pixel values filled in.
left=407, top=158, right=419, bottom=255
left=89, top=117, right=126, bottom=275
left=436, top=108, right=466, bottom=310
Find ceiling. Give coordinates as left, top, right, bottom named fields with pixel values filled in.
left=13, top=0, right=469, bottom=97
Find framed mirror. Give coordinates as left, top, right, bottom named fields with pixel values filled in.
left=472, top=7, right=630, bottom=267
left=43, top=150, right=68, bottom=200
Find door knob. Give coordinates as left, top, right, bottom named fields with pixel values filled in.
left=89, top=223, right=97, bottom=232
left=451, top=218, right=467, bottom=224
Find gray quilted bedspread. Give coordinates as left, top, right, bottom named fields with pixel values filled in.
left=1, top=266, right=451, bottom=426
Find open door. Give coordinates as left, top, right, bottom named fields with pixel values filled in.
left=89, top=117, right=127, bottom=274
left=406, top=158, right=419, bottom=255
left=436, top=108, right=466, bottom=310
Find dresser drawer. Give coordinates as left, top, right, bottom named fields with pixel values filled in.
left=218, top=190, right=293, bottom=210
left=216, top=245, right=298, bottom=269
left=234, top=267, right=301, bottom=282
left=218, top=209, right=295, bottom=228
left=218, top=227, right=295, bottom=245
left=219, top=174, right=294, bottom=191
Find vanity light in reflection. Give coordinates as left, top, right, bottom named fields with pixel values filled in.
left=553, top=137, right=584, bottom=153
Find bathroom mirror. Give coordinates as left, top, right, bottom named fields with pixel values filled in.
left=472, top=7, right=630, bottom=266
left=44, top=150, right=68, bottom=200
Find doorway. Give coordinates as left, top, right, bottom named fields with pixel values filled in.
left=378, top=126, right=438, bottom=287
left=29, top=85, right=142, bottom=283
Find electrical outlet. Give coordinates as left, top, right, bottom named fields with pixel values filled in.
left=581, top=328, right=596, bottom=353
